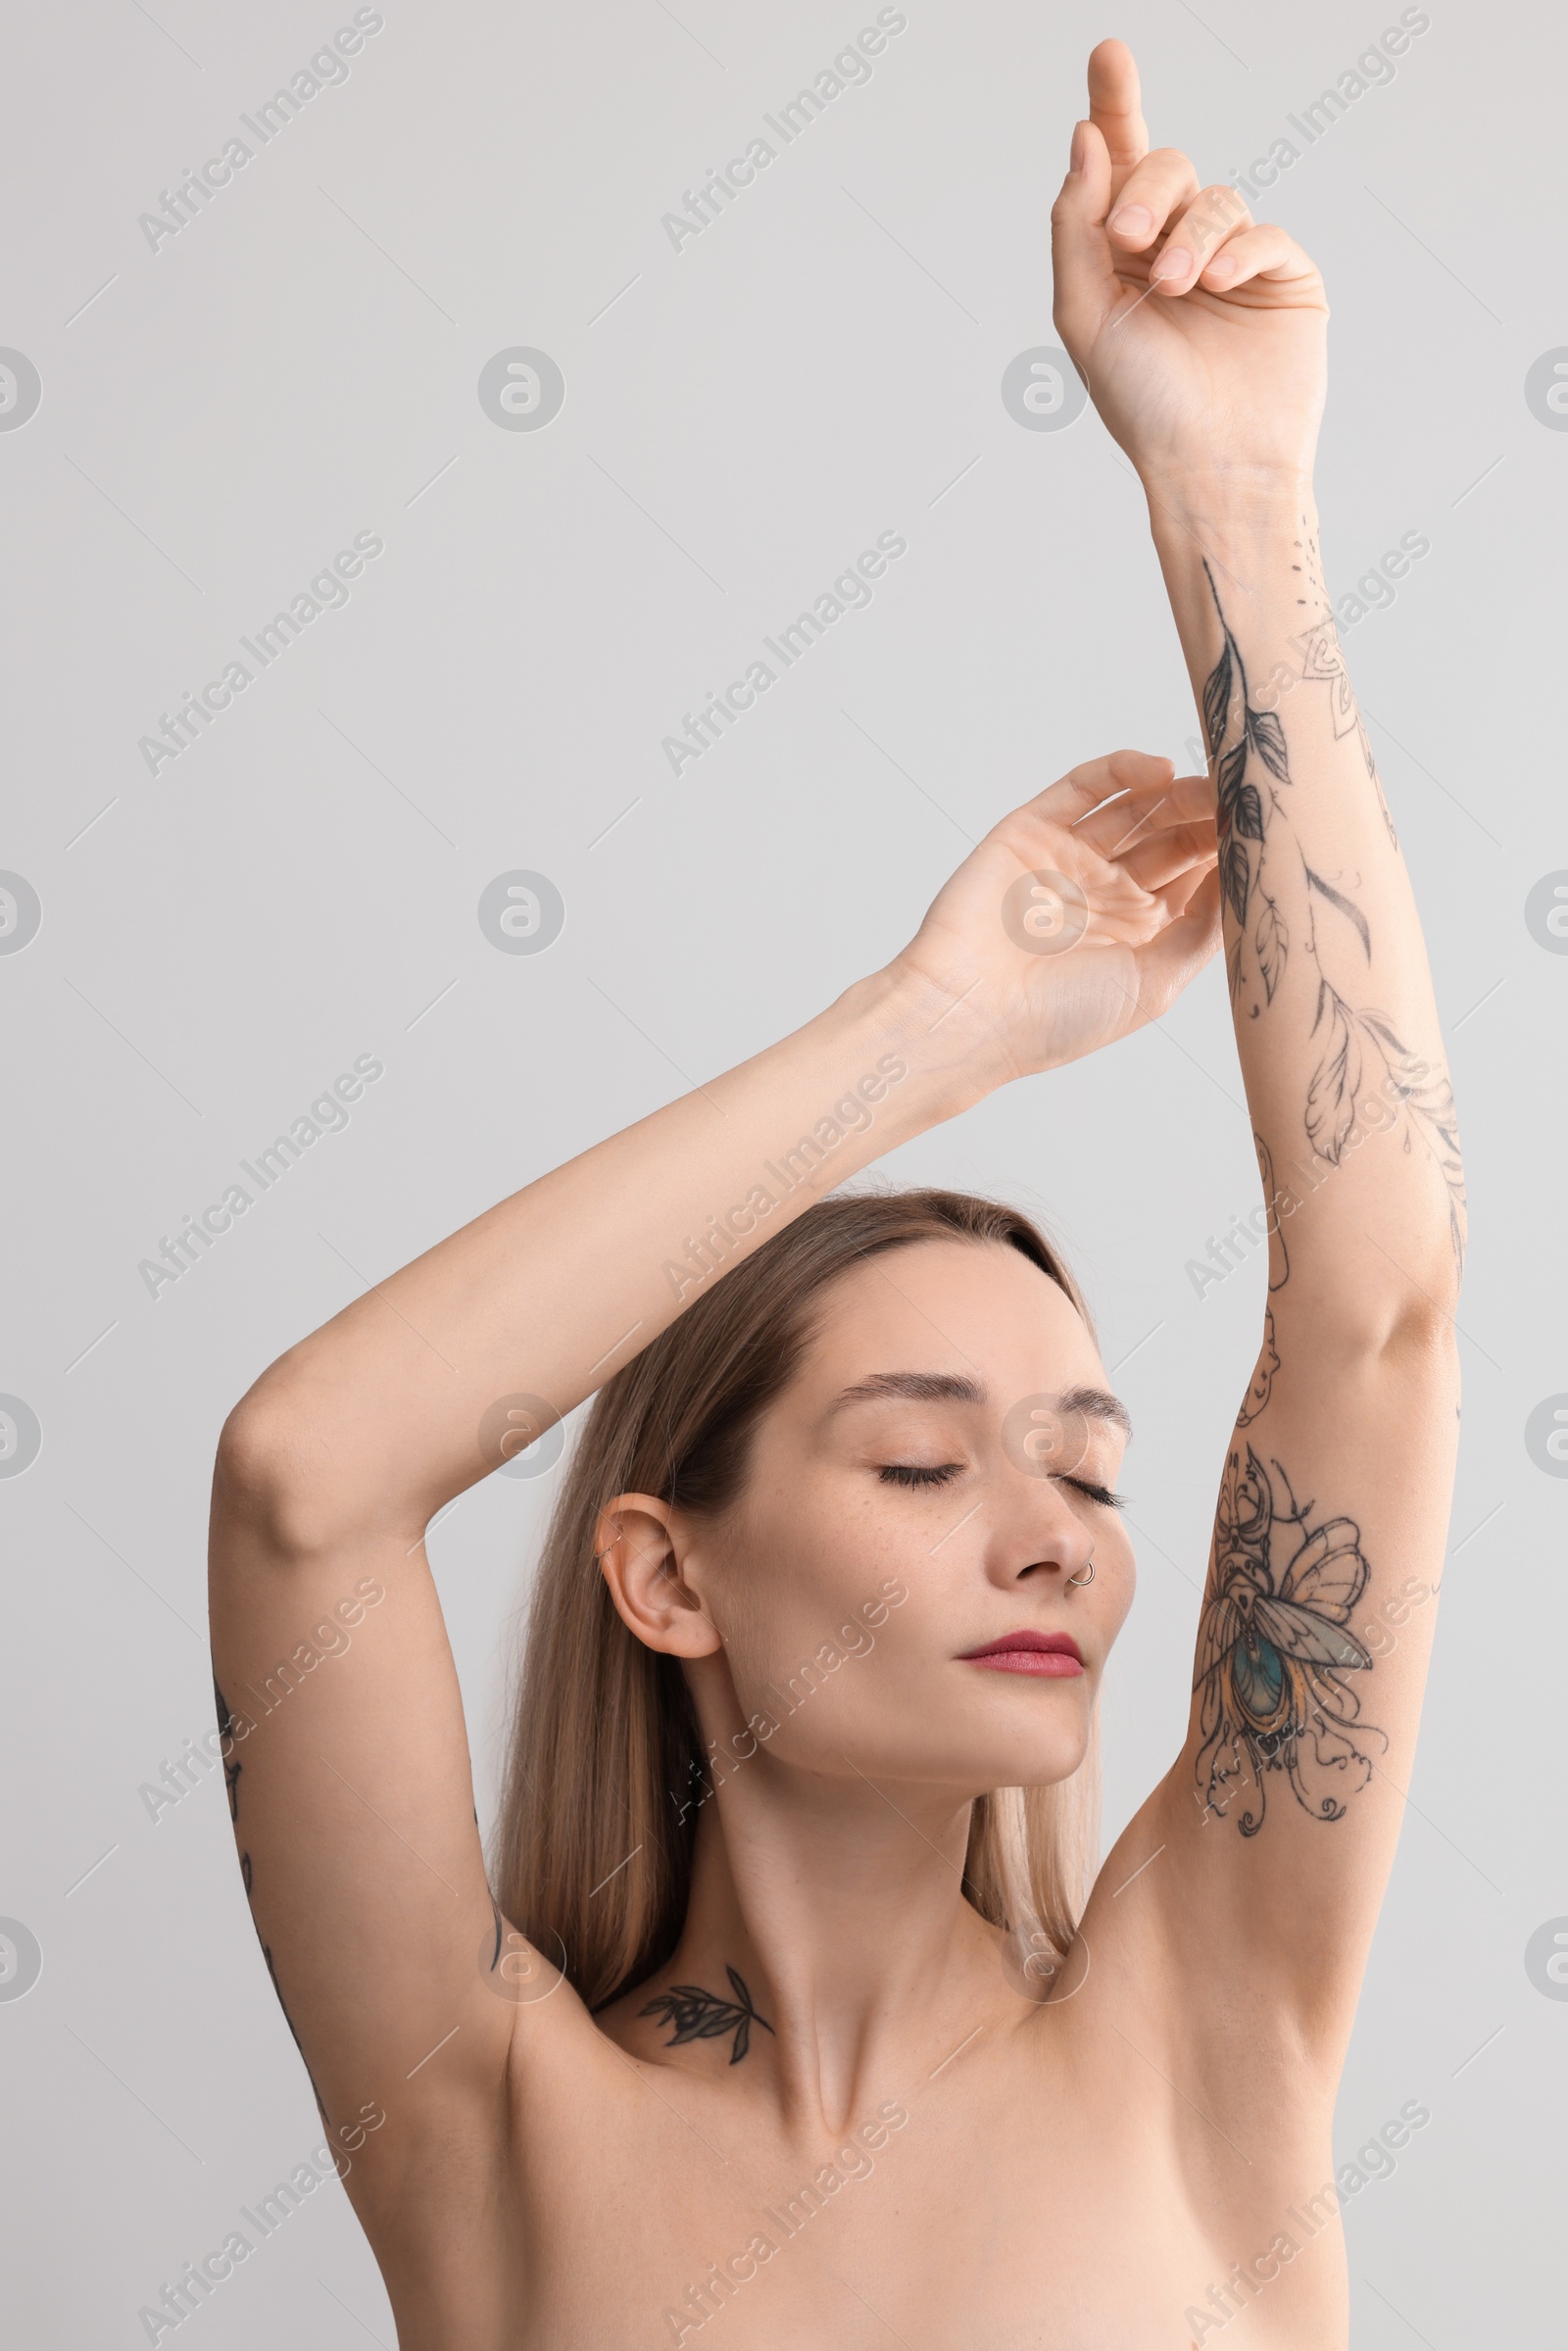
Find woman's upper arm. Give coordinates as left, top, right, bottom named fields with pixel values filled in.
left=1142, top=1302, right=1459, bottom=2056
left=207, top=1381, right=582, bottom=2205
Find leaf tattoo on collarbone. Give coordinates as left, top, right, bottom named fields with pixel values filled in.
left=1200, top=560, right=1289, bottom=1006
left=639, top=1965, right=776, bottom=2065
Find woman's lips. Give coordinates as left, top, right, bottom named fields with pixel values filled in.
left=958, top=1631, right=1084, bottom=1678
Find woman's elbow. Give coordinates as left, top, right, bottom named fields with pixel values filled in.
left=212, top=1374, right=342, bottom=1562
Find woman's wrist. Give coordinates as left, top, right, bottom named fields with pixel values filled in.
left=1141, top=465, right=1317, bottom=547
left=830, top=958, right=1006, bottom=1132
left=1142, top=469, right=1324, bottom=676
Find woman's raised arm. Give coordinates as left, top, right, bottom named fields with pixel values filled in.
left=206, top=963, right=963, bottom=2235
left=1053, top=41, right=1462, bottom=2069
left=208, top=748, right=1219, bottom=2229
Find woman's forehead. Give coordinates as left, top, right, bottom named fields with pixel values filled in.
left=787, top=1239, right=1105, bottom=1402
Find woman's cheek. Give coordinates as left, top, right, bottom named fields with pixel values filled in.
left=1090, top=1540, right=1138, bottom=1646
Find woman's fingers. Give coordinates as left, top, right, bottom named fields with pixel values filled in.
left=1163, top=858, right=1221, bottom=919
left=1052, top=38, right=1152, bottom=353
left=1127, top=865, right=1225, bottom=1009
left=1086, top=38, right=1150, bottom=197
left=1027, top=750, right=1175, bottom=832
left=1198, top=220, right=1323, bottom=297
left=1013, top=760, right=1216, bottom=920
left=1104, top=149, right=1202, bottom=253
left=1069, top=769, right=1215, bottom=857
left=1051, top=116, right=1123, bottom=355
left=1145, top=183, right=1254, bottom=295
left=1120, top=828, right=1218, bottom=896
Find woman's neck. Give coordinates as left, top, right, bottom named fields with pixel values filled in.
left=643, top=1750, right=1023, bottom=2138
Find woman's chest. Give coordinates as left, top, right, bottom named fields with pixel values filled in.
left=475, top=2063, right=1348, bottom=2351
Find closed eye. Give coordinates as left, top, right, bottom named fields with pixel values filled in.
left=878, top=1466, right=1125, bottom=1504
left=1060, top=1476, right=1126, bottom=1509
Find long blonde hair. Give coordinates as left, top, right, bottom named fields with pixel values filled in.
left=491, top=1188, right=1102, bottom=2010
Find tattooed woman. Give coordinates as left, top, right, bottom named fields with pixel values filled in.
left=209, top=41, right=1462, bottom=2351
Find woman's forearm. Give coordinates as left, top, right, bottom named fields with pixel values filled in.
left=229, top=960, right=985, bottom=1537
left=1145, top=472, right=1464, bottom=1339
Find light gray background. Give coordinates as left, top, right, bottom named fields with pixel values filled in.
left=3, top=0, right=1565, bottom=2342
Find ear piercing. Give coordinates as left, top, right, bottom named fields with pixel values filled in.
left=1065, top=1555, right=1095, bottom=1588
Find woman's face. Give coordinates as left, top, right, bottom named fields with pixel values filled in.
left=680, top=1239, right=1137, bottom=1796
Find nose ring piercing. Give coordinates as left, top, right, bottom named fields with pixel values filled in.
left=1065, top=1555, right=1095, bottom=1588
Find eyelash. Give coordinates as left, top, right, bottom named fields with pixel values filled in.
left=1066, top=1478, right=1127, bottom=1511
left=878, top=1464, right=1126, bottom=1509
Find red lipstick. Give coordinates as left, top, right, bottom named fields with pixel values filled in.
left=958, top=1630, right=1084, bottom=1678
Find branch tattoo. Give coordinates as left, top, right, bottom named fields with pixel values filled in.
left=640, top=1966, right=776, bottom=2065
left=1200, top=556, right=1465, bottom=1280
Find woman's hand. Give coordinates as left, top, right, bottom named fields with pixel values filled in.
left=889, top=750, right=1221, bottom=1087
left=1051, top=40, right=1327, bottom=491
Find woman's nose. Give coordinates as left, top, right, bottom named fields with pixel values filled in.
left=984, top=1489, right=1094, bottom=1586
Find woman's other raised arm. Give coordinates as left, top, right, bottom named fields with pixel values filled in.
left=1054, top=40, right=1462, bottom=2066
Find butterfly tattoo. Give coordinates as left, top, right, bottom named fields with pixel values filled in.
left=1194, top=1444, right=1386, bottom=1837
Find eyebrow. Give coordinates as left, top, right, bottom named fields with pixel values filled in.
left=826, top=1371, right=1132, bottom=1439
left=827, top=1371, right=986, bottom=1414
left=1059, top=1383, right=1134, bottom=1440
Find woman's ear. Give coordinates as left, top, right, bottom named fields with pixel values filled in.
left=595, top=1494, right=722, bottom=1659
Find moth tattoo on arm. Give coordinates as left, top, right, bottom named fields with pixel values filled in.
left=1194, top=1445, right=1385, bottom=1837
left=640, top=1966, right=776, bottom=2064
